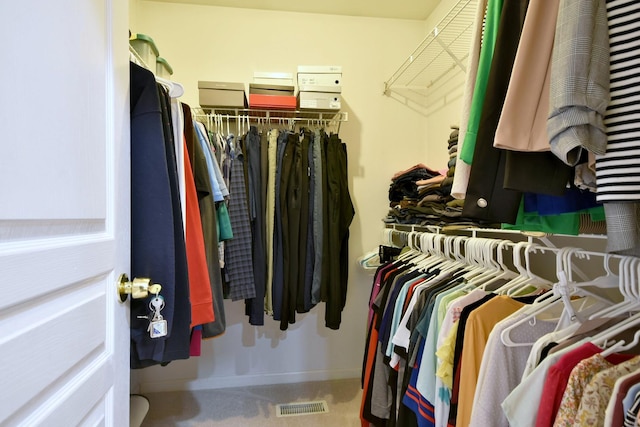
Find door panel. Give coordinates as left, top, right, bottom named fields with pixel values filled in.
left=0, top=0, right=130, bottom=425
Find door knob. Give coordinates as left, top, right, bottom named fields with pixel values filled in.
left=117, top=273, right=162, bottom=302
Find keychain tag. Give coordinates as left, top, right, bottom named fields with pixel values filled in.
left=150, top=318, right=168, bottom=338
left=147, top=294, right=167, bottom=339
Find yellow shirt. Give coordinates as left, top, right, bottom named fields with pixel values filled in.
left=456, top=295, right=525, bottom=427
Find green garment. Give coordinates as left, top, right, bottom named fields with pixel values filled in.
left=459, top=0, right=505, bottom=164
left=216, top=202, right=233, bottom=241
left=502, top=197, right=605, bottom=235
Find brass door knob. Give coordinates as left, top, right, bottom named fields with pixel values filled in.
left=117, top=274, right=162, bottom=302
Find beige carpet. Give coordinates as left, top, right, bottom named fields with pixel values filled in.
left=140, top=378, right=362, bottom=427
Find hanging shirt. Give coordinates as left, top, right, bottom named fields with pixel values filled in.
left=264, top=128, right=279, bottom=315
left=458, top=0, right=505, bottom=165
left=451, top=0, right=489, bottom=199
left=553, top=353, right=635, bottom=427
left=597, top=0, right=640, bottom=202
left=468, top=313, right=556, bottom=427
left=456, top=295, right=525, bottom=427
left=575, top=357, right=640, bottom=426
left=194, top=121, right=225, bottom=202
left=547, top=0, right=610, bottom=165
left=604, top=370, right=640, bottom=427
left=183, top=139, right=215, bottom=327
left=224, top=135, right=256, bottom=301
left=493, top=0, right=560, bottom=153
left=129, top=63, right=191, bottom=367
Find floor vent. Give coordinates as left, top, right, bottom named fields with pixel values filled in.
left=275, top=400, right=329, bottom=417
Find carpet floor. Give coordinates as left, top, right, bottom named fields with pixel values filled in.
left=140, top=378, right=362, bottom=427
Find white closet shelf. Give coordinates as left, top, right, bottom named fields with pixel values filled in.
left=384, top=0, right=477, bottom=105
left=193, top=107, right=348, bottom=123
left=384, top=223, right=607, bottom=240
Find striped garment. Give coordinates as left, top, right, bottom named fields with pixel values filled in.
left=596, top=0, right=640, bottom=202
left=624, top=390, right=640, bottom=427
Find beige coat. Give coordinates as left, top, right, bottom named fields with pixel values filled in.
left=493, top=0, right=560, bottom=152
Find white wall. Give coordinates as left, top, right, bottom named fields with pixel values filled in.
left=130, top=1, right=462, bottom=392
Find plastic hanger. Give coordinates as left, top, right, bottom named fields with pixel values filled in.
left=600, top=329, right=640, bottom=357
left=596, top=257, right=640, bottom=318
left=587, top=256, right=637, bottom=320
left=491, top=242, right=537, bottom=294
left=500, top=246, right=582, bottom=347
left=156, top=76, right=184, bottom=98
left=578, top=253, right=619, bottom=289
left=506, top=242, right=554, bottom=296
left=470, top=239, right=518, bottom=290
left=412, top=233, right=447, bottom=271
left=590, top=307, right=640, bottom=350
left=500, top=247, right=601, bottom=347
left=460, top=238, right=498, bottom=285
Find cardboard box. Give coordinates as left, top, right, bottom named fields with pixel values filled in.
left=249, top=94, right=297, bottom=109
left=249, top=83, right=295, bottom=96
left=298, top=92, right=341, bottom=110
left=297, top=73, right=342, bottom=91
left=297, top=65, right=343, bottom=74
left=198, top=81, right=247, bottom=108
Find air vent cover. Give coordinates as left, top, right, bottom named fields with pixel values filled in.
left=275, top=400, right=329, bottom=417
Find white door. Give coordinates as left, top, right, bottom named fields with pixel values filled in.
left=0, top=0, right=130, bottom=426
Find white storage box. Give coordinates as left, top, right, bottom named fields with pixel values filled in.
left=297, top=65, right=342, bottom=74
left=297, top=73, right=342, bottom=93
left=298, top=92, right=341, bottom=110
left=130, top=33, right=159, bottom=68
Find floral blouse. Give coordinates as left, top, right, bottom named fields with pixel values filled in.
left=553, top=354, right=615, bottom=427
left=575, top=356, right=640, bottom=426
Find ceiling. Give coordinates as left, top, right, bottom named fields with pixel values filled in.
left=149, top=0, right=442, bottom=20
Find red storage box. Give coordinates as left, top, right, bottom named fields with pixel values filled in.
left=249, top=94, right=297, bottom=109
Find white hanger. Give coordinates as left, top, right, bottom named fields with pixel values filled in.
left=460, top=238, right=498, bottom=285
left=587, top=256, right=637, bottom=320
left=590, top=305, right=640, bottom=350
left=600, top=329, right=640, bottom=357
left=499, top=246, right=580, bottom=347
left=496, top=245, right=575, bottom=347
left=585, top=253, right=619, bottom=288
left=394, top=230, right=421, bottom=263
left=411, top=232, right=443, bottom=269
left=156, top=76, right=184, bottom=98
left=491, top=242, right=543, bottom=294
left=597, top=257, right=640, bottom=318
left=470, top=239, right=518, bottom=290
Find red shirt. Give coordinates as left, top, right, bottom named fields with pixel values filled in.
left=535, top=342, right=634, bottom=427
